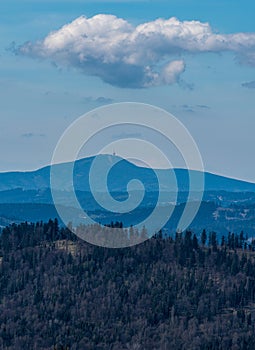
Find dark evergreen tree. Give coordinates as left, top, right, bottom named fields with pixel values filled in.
left=201, top=229, right=207, bottom=246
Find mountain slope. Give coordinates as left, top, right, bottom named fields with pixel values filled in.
left=0, top=154, right=255, bottom=193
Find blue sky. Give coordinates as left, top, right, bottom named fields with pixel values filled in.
left=1, top=0, right=255, bottom=181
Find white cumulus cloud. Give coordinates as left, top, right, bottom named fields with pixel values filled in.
left=16, top=14, right=255, bottom=88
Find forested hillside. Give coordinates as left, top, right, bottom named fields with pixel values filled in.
left=1, top=221, right=255, bottom=349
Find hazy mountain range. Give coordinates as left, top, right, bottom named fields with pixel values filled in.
left=0, top=154, right=255, bottom=236
left=0, top=154, right=255, bottom=192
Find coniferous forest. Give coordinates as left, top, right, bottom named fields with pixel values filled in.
left=1, top=220, right=255, bottom=349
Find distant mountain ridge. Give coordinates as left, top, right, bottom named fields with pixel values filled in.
left=0, top=154, right=255, bottom=193
left=1, top=155, right=255, bottom=235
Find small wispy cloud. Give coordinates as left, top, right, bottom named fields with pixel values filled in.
left=83, top=96, right=114, bottom=105
left=242, top=81, right=255, bottom=89
left=176, top=104, right=211, bottom=114
left=21, top=133, right=46, bottom=138
left=181, top=105, right=195, bottom=113
left=95, top=97, right=114, bottom=104
left=14, top=14, right=255, bottom=88
left=112, top=132, right=142, bottom=140
left=196, top=104, right=211, bottom=109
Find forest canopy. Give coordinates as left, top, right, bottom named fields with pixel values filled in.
left=0, top=220, right=255, bottom=349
